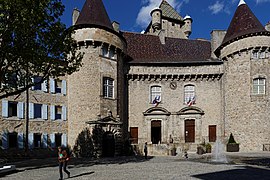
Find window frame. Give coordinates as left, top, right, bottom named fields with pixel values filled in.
left=253, top=78, right=266, bottom=95
left=184, top=84, right=195, bottom=104
left=103, top=77, right=114, bottom=99
left=150, top=85, right=162, bottom=103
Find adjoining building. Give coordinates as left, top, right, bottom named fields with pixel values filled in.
left=1, top=0, right=270, bottom=156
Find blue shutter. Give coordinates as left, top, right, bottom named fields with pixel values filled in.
left=50, top=105, right=55, bottom=120
left=17, top=102, right=24, bottom=119
left=42, top=133, right=48, bottom=148
left=42, top=104, right=48, bottom=120
left=61, top=134, right=67, bottom=147
left=62, top=80, right=66, bottom=95
left=18, top=133, right=24, bottom=149
left=62, top=106, right=67, bottom=121
left=2, top=132, right=8, bottom=149
left=2, top=100, right=8, bottom=117
left=28, top=133, right=34, bottom=149
left=50, top=134, right=55, bottom=148
left=50, top=78, right=55, bottom=93
left=29, top=103, right=34, bottom=119
left=42, top=80, right=48, bottom=92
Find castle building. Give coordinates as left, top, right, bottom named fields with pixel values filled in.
left=1, top=0, right=270, bottom=156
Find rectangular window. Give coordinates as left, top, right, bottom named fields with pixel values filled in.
left=8, top=101, right=17, bottom=117
left=34, top=133, right=42, bottom=148
left=55, top=106, right=62, bottom=120
left=103, top=77, right=114, bottom=98
left=55, top=80, right=62, bottom=93
left=102, top=46, right=108, bottom=57
left=209, top=125, right=217, bottom=142
left=150, top=86, right=162, bottom=103
left=259, top=52, right=266, bottom=59
left=184, top=85, right=195, bottom=104
left=34, top=104, right=42, bottom=119
left=109, top=48, right=115, bottom=59
left=55, top=134, right=62, bottom=147
left=251, top=51, right=259, bottom=59
left=253, top=78, right=265, bottom=94
left=33, top=76, right=42, bottom=90
left=130, top=127, right=138, bottom=144
left=8, top=133, right=17, bottom=148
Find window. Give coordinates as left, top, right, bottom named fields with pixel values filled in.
left=108, top=48, right=115, bottom=59
left=55, top=134, right=62, bottom=147
left=251, top=51, right=268, bottom=59
left=102, top=46, right=116, bottom=59
left=8, top=133, right=17, bottom=148
left=32, top=76, right=42, bottom=90
left=49, top=78, right=66, bottom=95
left=103, top=77, right=114, bottom=98
left=8, top=101, right=17, bottom=117
left=184, top=85, right=195, bottom=104
left=55, top=80, right=62, bottom=93
left=130, top=127, right=138, bottom=144
left=150, top=86, right=161, bottom=103
left=55, top=106, right=62, bottom=120
left=253, top=78, right=265, bottom=94
left=50, top=105, right=66, bottom=120
left=102, top=46, right=108, bottom=57
left=34, top=104, right=42, bottom=119
left=34, top=133, right=42, bottom=148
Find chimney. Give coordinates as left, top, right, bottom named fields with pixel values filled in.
left=211, top=30, right=227, bottom=58
left=72, top=8, right=80, bottom=25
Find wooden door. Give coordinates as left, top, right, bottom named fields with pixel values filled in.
left=185, top=120, right=195, bottom=143
left=209, top=125, right=217, bottom=142
left=130, top=127, right=138, bottom=144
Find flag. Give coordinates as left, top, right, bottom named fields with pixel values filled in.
left=152, top=95, right=161, bottom=107
left=187, top=96, right=196, bottom=106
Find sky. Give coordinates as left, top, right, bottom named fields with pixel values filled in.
left=61, top=0, right=270, bottom=40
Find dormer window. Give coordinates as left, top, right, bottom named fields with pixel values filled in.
left=251, top=50, right=267, bottom=60
left=101, top=45, right=116, bottom=59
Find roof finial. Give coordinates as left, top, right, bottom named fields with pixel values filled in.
left=238, top=0, right=246, bottom=6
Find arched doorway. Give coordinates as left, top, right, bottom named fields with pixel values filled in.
left=102, top=132, right=115, bottom=157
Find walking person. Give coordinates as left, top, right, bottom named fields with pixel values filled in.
left=58, top=146, right=71, bottom=180
left=144, top=142, right=148, bottom=159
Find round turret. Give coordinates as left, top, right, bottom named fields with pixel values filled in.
left=183, top=15, right=193, bottom=38
left=150, top=8, right=162, bottom=31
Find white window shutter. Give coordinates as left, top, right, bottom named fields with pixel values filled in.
left=17, top=102, right=24, bottom=119
left=50, top=78, right=55, bottom=93
left=62, top=106, right=67, bottom=121
left=42, top=80, right=48, bottom=92
left=50, top=134, right=55, bottom=148
left=2, top=132, right=8, bottom=149
left=28, top=133, right=34, bottom=149
left=61, top=134, right=67, bottom=147
left=50, top=105, right=55, bottom=120
left=2, top=100, right=8, bottom=117
left=31, top=77, right=35, bottom=90
left=42, top=104, right=48, bottom=120
left=62, top=80, right=66, bottom=95
left=29, top=103, right=34, bottom=119
left=18, top=133, right=24, bottom=149
left=42, top=133, right=48, bottom=148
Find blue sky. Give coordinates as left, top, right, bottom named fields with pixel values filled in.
left=61, top=0, right=270, bottom=40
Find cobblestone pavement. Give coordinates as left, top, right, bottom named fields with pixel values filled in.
left=1, top=152, right=270, bottom=180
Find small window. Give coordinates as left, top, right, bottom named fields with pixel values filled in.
left=251, top=51, right=259, bottom=59
left=34, top=133, right=42, bottom=148
left=33, top=76, right=42, bottom=90
left=109, top=48, right=115, bottom=59
left=259, top=52, right=266, bottom=59
left=184, top=85, right=195, bottom=105
left=8, top=133, right=17, bottom=148
left=8, top=101, right=18, bottom=117
left=102, top=46, right=108, bottom=57
left=253, top=78, right=265, bottom=94
left=55, top=106, right=62, bottom=120
left=103, top=77, right=114, bottom=98
left=55, top=80, right=62, bottom=93
left=55, top=134, right=62, bottom=147
left=34, top=104, right=42, bottom=119
left=150, top=86, right=162, bottom=103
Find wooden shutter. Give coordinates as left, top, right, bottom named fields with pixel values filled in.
left=61, top=134, right=67, bottom=147
left=42, top=80, right=48, bottom=92
left=29, top=103, right=34, bottom=119
left=2, top=132, right=8, bottom=149
left=28, top=133, right=34, bottom=149
left=209, top=125, right=217, bottom=142
left=130, top=127, right=138, bottom=144
left=50, top=134, right=55, bottom=148
left=62, top=106, right=67, bottom=121
left=42, top=133, right=48, bottom=148
left=2, top=100, right=8, bottom=117
left=50, top=78, right=55, bottom=93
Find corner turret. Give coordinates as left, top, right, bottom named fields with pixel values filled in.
left=150, top=8, right=162, bottom=32
left=182, top=15, right=193, bottom=38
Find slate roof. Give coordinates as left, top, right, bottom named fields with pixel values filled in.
left=159, top=0, right=182, bottom=21
left=215, top=2, right=269, bottom=56
left=123, top=32, right=220, bottom=64
left=75, top=0, right=113, bottom=30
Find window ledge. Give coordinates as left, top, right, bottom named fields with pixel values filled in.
left=3, top=117, right=22, bottom=121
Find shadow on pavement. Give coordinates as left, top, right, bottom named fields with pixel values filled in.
left=192, top=166, right=270, bottom=180
left=69, top=171, right=94, bottom=179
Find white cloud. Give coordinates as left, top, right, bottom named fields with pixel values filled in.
left=208, top=1, right=224, bottom=14
left=136, top=0, right=189, bottom=28
left=256, top=0, right=270, bottom=3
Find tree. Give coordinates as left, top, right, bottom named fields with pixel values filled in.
left=0, top=0, right=83, bottom=99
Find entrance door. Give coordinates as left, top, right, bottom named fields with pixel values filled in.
left=185, top=120, right=195, bottom=143
left=102, top=132, right=115, bottom=157
left=151, top=120, right=161, bottom=144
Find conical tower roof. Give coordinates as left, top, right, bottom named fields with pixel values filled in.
left=75, top=0, right=113, bottom=30
left=221, top=1, right=267, bottom=46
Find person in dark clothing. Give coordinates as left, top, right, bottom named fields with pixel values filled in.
left=58, top=146, right=70, bottom=180
left=144, top=142, right=148, bottom=159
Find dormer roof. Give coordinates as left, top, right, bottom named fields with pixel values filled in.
left=159, top=0, right=182, bottom=21
left=75, top=0, right=113, bottom=30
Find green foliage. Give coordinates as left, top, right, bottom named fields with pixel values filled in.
left=228, top=133, right=237, bottom=144
left=0, top=0, right=83, bottom=98
left=205, top=143, right=211, bottom=150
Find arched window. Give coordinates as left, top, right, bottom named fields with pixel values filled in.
left=184, top=85, right=195, bottom=105
left=253, top=78, right=265, bottom=94
left=150, top=86, right=161, bottom=104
